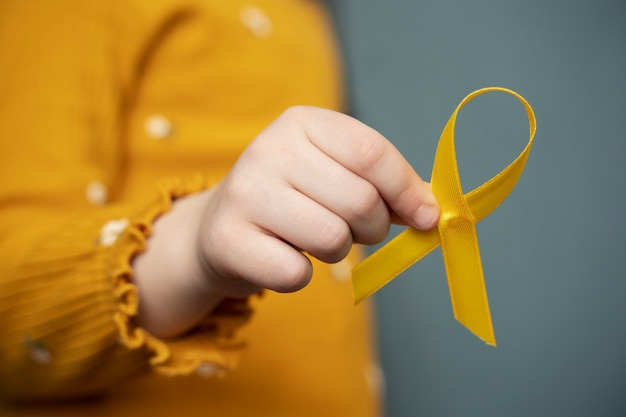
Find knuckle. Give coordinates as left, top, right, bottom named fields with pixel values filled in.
left=351, top=183, right=381, bottom=221
left=344, top=183, right=390, bottom=245
left=315, top=217, right=352, bottom=263
left=280, top=105, right=314, bottom=121
left=355, top=133, right=387, bottom=173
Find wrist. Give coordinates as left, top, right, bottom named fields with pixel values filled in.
left=133, top=189, right=224, bottom=338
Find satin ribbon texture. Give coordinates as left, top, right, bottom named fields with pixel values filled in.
left=352, top=87, right=537, bottom=346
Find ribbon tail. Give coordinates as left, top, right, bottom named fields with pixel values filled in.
left=439, top=217, right=496, bottom=346
left=352, top=228, right=440, bottom=304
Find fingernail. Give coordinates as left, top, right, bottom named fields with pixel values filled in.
left=413, top=205, right=440, bottom=230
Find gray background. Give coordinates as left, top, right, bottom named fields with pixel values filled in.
left=329, top=1, right=626, bottom=416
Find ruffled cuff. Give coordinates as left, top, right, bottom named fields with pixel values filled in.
left=110, top=175, right=253, bottom=376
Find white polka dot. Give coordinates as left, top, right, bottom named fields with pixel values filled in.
left=99, top=218, right=129, bottom=246
left=86, top=181, right=108, bottom=205
left=240, top=6, right=273, bottom=38
left=145, top=115, right=173, bottom=139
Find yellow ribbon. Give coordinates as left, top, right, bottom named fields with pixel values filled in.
left=352, top=87, right=537, bottom=346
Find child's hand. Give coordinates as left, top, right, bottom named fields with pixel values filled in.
left=199, top=106, right=439, bottom=295
left=133, top=107, right=439, bottom=337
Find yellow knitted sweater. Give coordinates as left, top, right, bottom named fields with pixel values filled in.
left=0, top=1, right=381, bottom=415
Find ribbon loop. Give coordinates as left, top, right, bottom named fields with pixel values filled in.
left=352, top=87, right=537, bottom=346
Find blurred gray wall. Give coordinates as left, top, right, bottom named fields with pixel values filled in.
left=329, top=1, right=626, bottom=416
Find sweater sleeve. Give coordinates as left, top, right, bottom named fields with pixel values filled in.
left=0, top=0, right=251, bottom=402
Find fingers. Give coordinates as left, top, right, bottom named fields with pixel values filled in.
left=200, top=206, right=314, bottom=294
left=207, top=169, right=355, bottom=266
left=295, top=106, right=440, bottom=231
left=274, top=134, right=391, bottom=245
